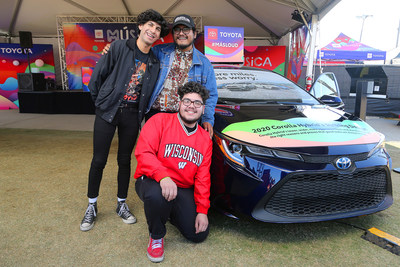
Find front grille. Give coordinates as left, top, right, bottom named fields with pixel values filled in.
left=264, top=168, right=388, bottom=217
left=301, top=152, right=368, bottom=164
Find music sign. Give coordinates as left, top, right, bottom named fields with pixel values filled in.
left=244, top=46, right=286, bottom=75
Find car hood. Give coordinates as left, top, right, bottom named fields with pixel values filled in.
left=214, top=104, right=381, bottom=149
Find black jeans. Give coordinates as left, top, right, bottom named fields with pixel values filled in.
left=135, top=176, right=209, bottom=242
left=87, top=107, right=139, bottom=199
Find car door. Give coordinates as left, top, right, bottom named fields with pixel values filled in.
left=309, top=72, right=344, bottom=109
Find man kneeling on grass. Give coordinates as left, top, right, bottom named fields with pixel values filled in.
left=134, top=81, right=212, bottom=263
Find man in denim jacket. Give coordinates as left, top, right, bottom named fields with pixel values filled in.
left=147, top=14, right=218, bottom=137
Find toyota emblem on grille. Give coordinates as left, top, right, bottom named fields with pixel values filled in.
left=336, top=157, right=351, bottom=169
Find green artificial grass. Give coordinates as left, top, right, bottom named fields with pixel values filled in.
left=1, top=128, right=399, bottom=266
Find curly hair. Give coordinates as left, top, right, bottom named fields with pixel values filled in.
left=137, top=9, right=170, bottom=38
left=178, top=81, right=210, bottom=104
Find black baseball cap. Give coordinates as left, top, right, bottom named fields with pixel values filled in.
left=172, top=14, right=195, bottom=29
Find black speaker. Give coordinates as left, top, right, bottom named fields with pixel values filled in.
left=17, top=73, right=46, bottom=91
left=19, top=31, right=33, bottom=48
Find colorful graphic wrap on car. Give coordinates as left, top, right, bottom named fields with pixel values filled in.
left=221, top=118, right=381, bottom=147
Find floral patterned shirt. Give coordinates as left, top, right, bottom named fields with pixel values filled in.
left=152, top=48, right=193, bottom=111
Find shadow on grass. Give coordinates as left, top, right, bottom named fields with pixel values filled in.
left=208, top=207, right=395, bottom=244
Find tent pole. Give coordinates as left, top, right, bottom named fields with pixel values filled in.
left=305, top=15, right=318, bottom=88
left=396, top=18, right=400, bottom=48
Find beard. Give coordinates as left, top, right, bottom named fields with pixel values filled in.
left=177, top=43, right=192, bottom=50
left=179, top=107, right=201, bottom=127
left=179, top=112, right=199, bottom=125
left=175, top=38, right=194, bottom=51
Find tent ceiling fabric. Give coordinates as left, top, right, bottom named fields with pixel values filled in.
left=0, top=0, right=340, bottom=42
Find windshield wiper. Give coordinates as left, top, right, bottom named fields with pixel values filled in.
left=218, top=100, right=239, bottom=105
left=275, top=101, right=315, bottom=105
left=238, top=101, right=316, bottom=106
left=240, top=101, right=279, bottom=105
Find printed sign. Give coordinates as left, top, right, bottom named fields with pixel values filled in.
left=222, top=118, right=380, bottom=148
left=244, top=46, right=286, bottom=75
left=204, top=26, right=244, bottom=63
left=0, top=43, right=55, bottom=109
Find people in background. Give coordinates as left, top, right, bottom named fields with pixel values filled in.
left=80, top=9, right=169, bottom=232
left=134, top=81, right=212, bottom=263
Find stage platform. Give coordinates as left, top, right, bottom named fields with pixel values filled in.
left=18, top=90, right=95, bottom=114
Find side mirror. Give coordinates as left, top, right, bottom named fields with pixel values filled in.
left=310, top=72, right=344, bottom=109
left=320, top=95, right=344, bottom=109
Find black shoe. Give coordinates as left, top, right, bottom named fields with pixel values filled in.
left=80, top=202, right=97, bottom=231
left=116, top=201, right=136, bottom=224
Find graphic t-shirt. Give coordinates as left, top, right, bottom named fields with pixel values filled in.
left=123, top=47, right=149, bottom=104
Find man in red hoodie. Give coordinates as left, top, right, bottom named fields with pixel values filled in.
left=134, top=81, right=212, bottom=263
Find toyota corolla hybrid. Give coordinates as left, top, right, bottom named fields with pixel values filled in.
left=210, top=66, right=392, bottom=223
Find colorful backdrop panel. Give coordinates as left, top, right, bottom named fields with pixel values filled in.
left=63, top=23, right=137, bottom=89
left=0, top=43, right=55, bottom=109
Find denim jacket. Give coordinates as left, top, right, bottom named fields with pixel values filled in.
left=148, top=43, right=218, bottom=126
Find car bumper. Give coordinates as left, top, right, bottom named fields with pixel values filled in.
left=251, top=167, right=393, bottom=223
left=211, top=148, right=393, bottom=223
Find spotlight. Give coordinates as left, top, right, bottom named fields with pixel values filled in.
left=291, top=10, right=308, bottom=24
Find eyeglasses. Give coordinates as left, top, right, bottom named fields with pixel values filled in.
left=173, top=27, right=191, bottom=34
left=181, top=98, right=204, bottom=108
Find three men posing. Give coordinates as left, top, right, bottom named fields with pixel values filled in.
left=82, top=9, right=217, bottom=263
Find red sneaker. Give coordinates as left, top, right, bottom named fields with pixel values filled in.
left=147, top=237, right=164, bottom=263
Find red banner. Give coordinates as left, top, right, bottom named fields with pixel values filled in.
left=244, top=46, right=286, bottom=75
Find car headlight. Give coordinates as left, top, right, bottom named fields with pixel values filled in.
left=214, top=134, right=245, bottom=166
left=247, top=145, right=304, bottom=161
left=214, top=134, right=304, bottom=166
left=367, top=133, right=386, bottom=158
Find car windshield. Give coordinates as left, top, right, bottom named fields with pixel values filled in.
left=215, top=69, right=320, bottom=105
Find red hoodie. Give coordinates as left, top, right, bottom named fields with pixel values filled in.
left=134, top=113, right=212, bottom=214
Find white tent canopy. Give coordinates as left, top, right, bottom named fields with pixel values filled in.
left=1, top=0, right=340, bottom=43
left=0, top=0, right=340, bottom=85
